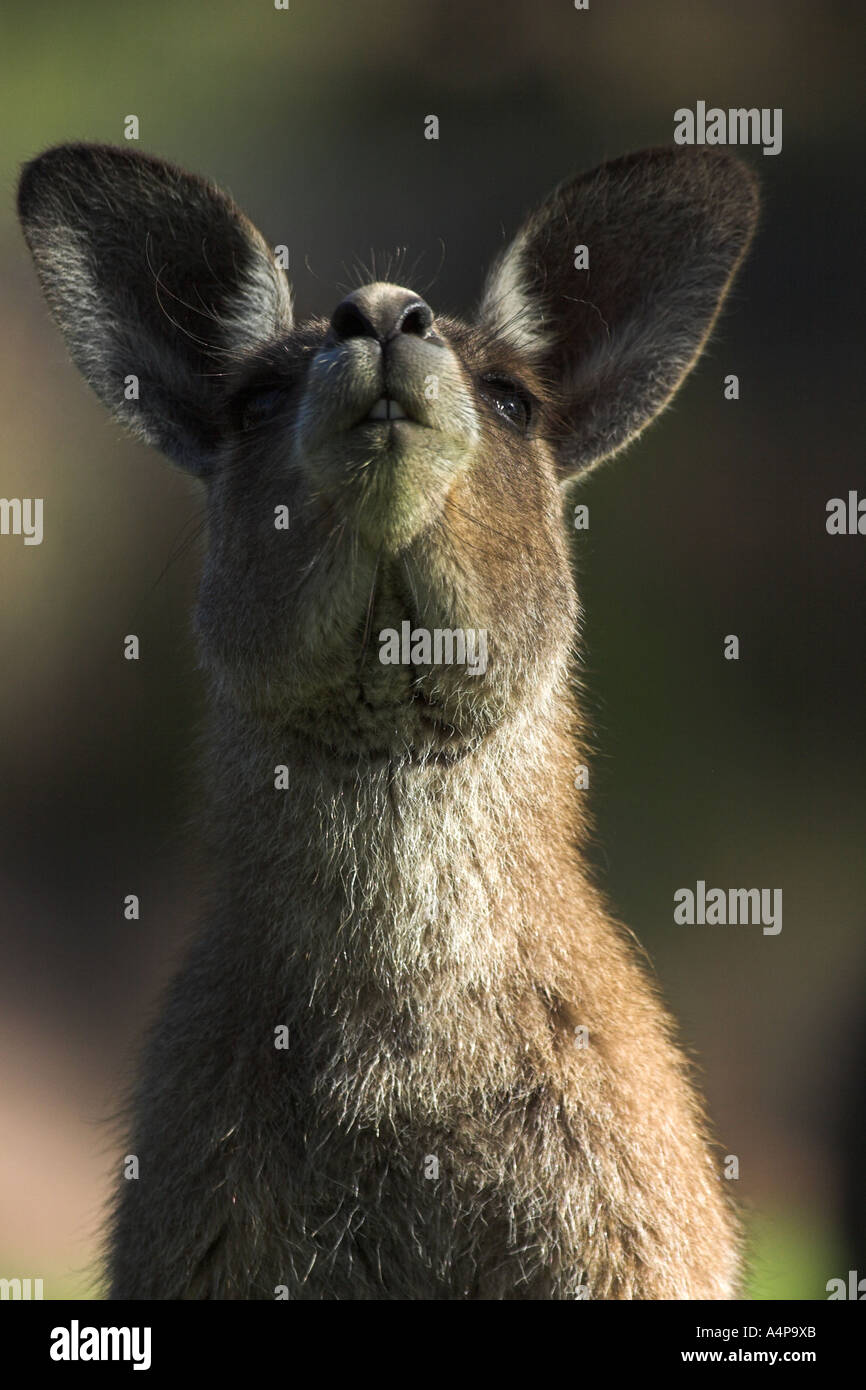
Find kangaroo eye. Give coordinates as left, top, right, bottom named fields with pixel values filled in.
left=238, top=385, right=285, bottom=431
left=479, top=375, right=532, bottom=432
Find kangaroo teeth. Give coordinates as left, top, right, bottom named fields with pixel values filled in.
left=367, top=397, right=408, bottom=421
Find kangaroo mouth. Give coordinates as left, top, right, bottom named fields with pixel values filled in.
left=351, top=394, right=431, bottom=430
left=365, top=396, right=408, bottom=422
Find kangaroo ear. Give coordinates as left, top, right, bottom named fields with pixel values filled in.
left=478, top=148, right=758, bottom=478
left=18, top=143, right=292, bottom=475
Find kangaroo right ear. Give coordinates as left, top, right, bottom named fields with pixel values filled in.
left=478, top=147, right=758, bottom=478
left=18, top=143, right=292, bottom=475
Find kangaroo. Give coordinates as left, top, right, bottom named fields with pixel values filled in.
left=18, top=142, right=758, bottom=1300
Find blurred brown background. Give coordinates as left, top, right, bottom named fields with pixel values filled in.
left=0, top=0, right=863, bottom=1298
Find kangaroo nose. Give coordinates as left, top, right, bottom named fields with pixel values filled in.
left=329, top=283, right=434, bottom=345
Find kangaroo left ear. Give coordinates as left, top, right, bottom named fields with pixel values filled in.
left=477, top=147, right=759, bottom=478
left=18, top=143, right=293, bottom=476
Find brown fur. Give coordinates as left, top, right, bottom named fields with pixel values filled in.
left=17, top=142, right=758, bottom=1298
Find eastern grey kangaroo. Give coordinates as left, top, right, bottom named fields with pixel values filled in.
left=18, top=142, right=758, bottom=1299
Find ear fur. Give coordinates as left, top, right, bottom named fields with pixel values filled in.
left=478, top=147, right=759, bottom=476
left=18, top=143, right=292, bottom=474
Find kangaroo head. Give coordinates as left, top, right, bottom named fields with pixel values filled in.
left=18, top=144, right=757, bottom=763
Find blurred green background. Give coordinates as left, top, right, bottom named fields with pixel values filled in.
left=0, top=0, right=863, bottom=1299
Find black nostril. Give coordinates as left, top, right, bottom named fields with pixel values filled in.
left=329, top=288, right=435, bottom=345
left=330, top=299, right=377, bottom=341
left=395, top=300, right=434, bottom=337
